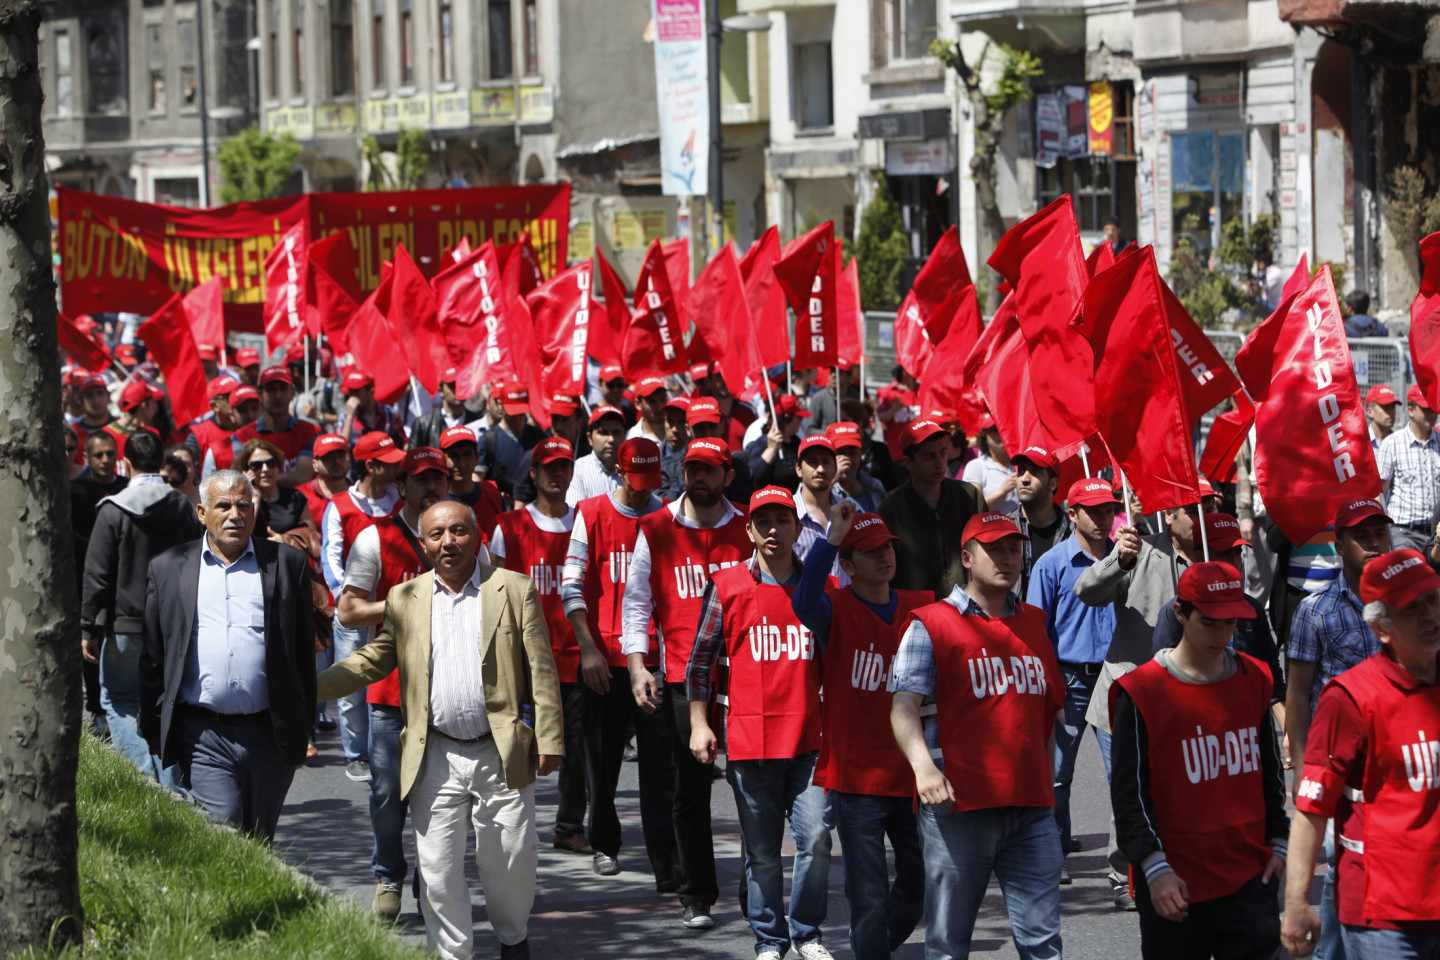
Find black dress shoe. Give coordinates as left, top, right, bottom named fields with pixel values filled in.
left=500, top=939, right=530, bottom=959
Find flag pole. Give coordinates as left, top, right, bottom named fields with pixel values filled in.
left=760, top=365, right=779, bottom=433
left=1196, top=488, right=1210, bottom=562
left=1080, top=445, right=1091, bottom=478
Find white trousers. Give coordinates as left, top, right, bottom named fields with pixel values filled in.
left=411, top=733, right=538, bottom=959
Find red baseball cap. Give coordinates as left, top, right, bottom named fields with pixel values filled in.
left=683, top=437, right=731, bottom=467
left=1203, top=513, right=1250, bottom=551
left=1408, top=384, right=1432, bottom=409
left=599, top=364, right=626, bottom=384
left=1177, top=561, right=1256, bottom=619
left=230, top=385, right=260, bottom=405
left=234, top=347, right=261, bottom=368
left=1360, top=549, right=1440, bottom=607
left=147, top=384, right=166, bottom=403
left=1068, top=477, right=1116, bottom=508
left=588, top=404, right=626, bottom=427
left=664, top=394, right=693, bottom=414
left=772, top=393, right=809, bottom=420
left=798, top=435, right=836, bottom=458
left=197, top=344, right=220, bottom=362
left=442, top=366, right=457, bottom=384
left=73, top=314, right=98, bottom=334
left=207, top=376, right=238, bottom=400
left=342, top=370, right=374, bottom=393
left=1335, top=497, right=1393, bottom=533
left=688, top=396, right=723, bottom=425
left=1014, top=445, right=1058, bottom=472
left=114, top=344, right=137, bottom=367
left=960, top=511, right=1030, bottom=544
left=548, top=393, right=582, bottom=417
left=925, top=406, right=959, bottom=426
left=79, top=374, right=108, bottom=393
left=902, top=419, right=948, bottom=453
left=1197, top=477, right=1217, bottom=500
left=402, top=446, right=447, bottom=475
left=63, top=367, right=88, bottom=387
left=118, top=379, right=151, bottom=411
left=494, top=380, right=530, bottom=414
left=439, top=424, right=478, bottom=449
left=749, top=485, right=797, bottom=514
left=258, top=365, right=293, bottom=386
left=840, top=513, right=901, bottom=553
left=1366, top=384, right=1398, bottom=406
left=689, top=361, right=721, bottom=382
left=635, top=376, right=668, bottom=398
left=313, top=433, right=348, bottom=458
left=533, top=436, right=575, bottom=465
left=354, top=431, right=405, bottom=464
left=284, top=342, right=306, bottom=364
left=618, top=437, right=662, bottom=489
left=826, top=421, right=862, bottom=450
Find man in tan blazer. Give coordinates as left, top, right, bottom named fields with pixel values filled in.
left=319, top=500, right=563, bottom=960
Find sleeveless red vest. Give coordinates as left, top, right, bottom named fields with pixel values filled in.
left=915, top=599, right=1063, bottom=812
left=1112, top=654, right=1273, bottom=903
left=296, top=479, right=335, bottom=532
left=331, top=489, right=393, bottom=566
left=712, top=564, right=821, bottom=761
left=578, top=493, right=657, bottom=668
left=1328, top=654, right=1440, bottom=923
left=641, top=507, right=752, bottom=683
left=815, top=586, right=931, bottom=796
left=365, top=517, right=429, bottom=707
left=496, top=506, right=579, bottom=682
left=189, top=417, right=235, bottom=472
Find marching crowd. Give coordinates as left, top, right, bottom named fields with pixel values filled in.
left=65, top=325, right=1440, bottom=960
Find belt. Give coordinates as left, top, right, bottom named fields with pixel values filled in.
left=1398, top=521, right=1434, bottom=532
left=429, top=726, right=492, bottom=745
left=1059, top=661, right=1104, bottom=676
left=179, top=703, right=269, bottom=725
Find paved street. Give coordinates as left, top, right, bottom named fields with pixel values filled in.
left=277, top=725, right=1319, bottom=959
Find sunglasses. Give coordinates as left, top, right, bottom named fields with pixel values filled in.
left=248, top=458, right=279, bottom=470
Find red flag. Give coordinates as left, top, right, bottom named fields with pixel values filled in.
left=663, top=237, right=691, bottom=334
left=1235, top=264, right=1381, bottom=545
left=1158, top=278, right=1243, bottom=421
left=911, top=225, right=972, bottom=345
left=592, top=248, right=630, bottom=368
left=57, top=312, right=113, bottom=372
left=184, top=276, right=226, bottom=354
left=837, top=253, right=864, bottom=367
left=1076, top=247, right=1201, bottom=512
left=987, top=195, right=1095, bottom=449
left=685, top=244, right=760, bottom=399
left=431, top=242, right=489, bottom=367
left=894, top=293, right=934, bottom=376
left=738, top=226, right=790, bottom=370
left=497, top=234, right=544, bottom=299
left=529, top=260, right=595, bottom=399
left=383, top=244, right=448, bottom=396
left=136, top=294, right=209, bottom=427
left=1280, top=252, right=1310, bottom=305
left=1198, top=392, right=1255, bottom=484
left=510, top=294, right=548, bottom=430
left=307, top=230, right=361, bottom=355
left=774, top=222, right=838, bottom=370
left=347, top=263, right=411, bottom=405
left=622, top=239, right=688, bottom=379
left=974, top=315, right=1044, bottom=455
left=1085, top=240, right=1116, bottom=279
left=1410, top=232, right=1440, bottom=410
left=936, top=292, right=1021, bottom=436
left=442, top=236, right=473, bottom=267
left=455, top=242, right=525, bottom=400
left=262, top=220, right=314, bottom=353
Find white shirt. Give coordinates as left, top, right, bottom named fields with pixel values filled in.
left=428, top=561, right=491, bottom=740
left=489, top=503, right=575, bottom=561
left=320, top=483, right=400, bottom=590
left=566, top=452, right=622, bottom=507
left=962, top=454, right=1019, bottom=516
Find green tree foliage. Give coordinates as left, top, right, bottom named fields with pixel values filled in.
left=853, top=173, right=909, bottom=312
left=362, top=127, right=430, bottom=192
left=216, top=125, right=301, bottom=203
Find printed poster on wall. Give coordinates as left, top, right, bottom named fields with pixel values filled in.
left=1035, top=93, right=1063, bottom=169
left=1088, top=81, right=1113, bottom=156
left=1064, top=85, right=1090, bottom=159
left=652, top=0, right=708, bottom=197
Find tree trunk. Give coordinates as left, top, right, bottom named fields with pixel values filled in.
left=967, top=85, right=1010, bottom=316
left=0, top=0, right=84, bottom=950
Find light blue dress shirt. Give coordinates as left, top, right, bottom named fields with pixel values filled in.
left=180, top=538, right=269, bottom=714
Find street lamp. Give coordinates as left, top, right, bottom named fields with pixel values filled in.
left=708, top=6, right=770, bottom=254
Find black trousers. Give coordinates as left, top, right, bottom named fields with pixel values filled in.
left=583, top=666, right=681, bottom=885
left=663, top=682, right=719, bottom=907
left=554, top=682, right=591, bottom=837
left=1135, top=869, right=1282, bottom=960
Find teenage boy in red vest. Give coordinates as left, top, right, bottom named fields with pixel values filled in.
left=621, top=437, right=752, bottom=929
left=793, top=502, right=929, bottom=959
left=1110, top=561, right=1288, bottom=959
left=1283, top=549, right=1440, bottom=959
left=562, top=437, right=681, bottom=890
left=231, top=365, right=319, bottom=486
left=334, top=446, right=451, bottom=920
left=489, top=438, right=594, bottom=861
left=688, top=485, right=834, bottom=960
left=890, top=511, right=1065, bottom=960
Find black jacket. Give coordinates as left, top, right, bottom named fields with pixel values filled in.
left=82, top=478, right=203, bottom=638
left=141, top=537, right=317, bottom=766
left=877, top=477, right=987, bottom=600
left=409, top=406, right=464, bottom=450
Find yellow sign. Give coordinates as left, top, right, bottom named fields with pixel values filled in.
left=612, top=211, right=642, bottom=250
left=723, top=199, right=737, bottom=245
left=568, top=219, right=594, bottom=262
left=365, top=93, right=432, bottom=133
left=432, top=90, right=471, bottom=129
left=640, top=209, right=668, bottom=245
left=314, top=104, right=357, bottom=136
left=472, top=88, right=515, bottom=124
left=518, top=85, right=555, bottom=124
left=266, top=105, right=313, bottom=140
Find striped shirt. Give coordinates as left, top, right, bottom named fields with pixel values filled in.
left=683, top=553, right=796, bottom=704
left=1377, top=425, right=1440, bottom=524
left=566, top=452, right=622, bottom=508
left=428, top=562, right=491, bottom=740
left=1286, top=573, right=1377, bottom=714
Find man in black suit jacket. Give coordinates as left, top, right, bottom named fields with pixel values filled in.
left=141, top=468, right=316, bottom=841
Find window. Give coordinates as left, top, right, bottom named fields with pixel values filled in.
left=54, top=28, right=73, bottom=117
left=178, top=20, right=197, bottom=108
left=267, top=0, right=279, bottom=98
left=155, top=178, right=201, bottom=208
left=293, top=0, right=304, bottom=95
left=371, top=0, right=385, bottom=86
left=438, top=0, right=453, bottom=83
left=147, top=23, right=167, bottom=111
left=488, top=0, right=512, bottom=80
left=1170, top=130, right=1245, bottom=259
left=331, top=1, right=353, bottom=96
left=793, top=42, right=832, bottom=130
left=888, top=0, right=936, bottom=63
left=400, top=0, right=413, bottom=85
left=87, top=23, right=125, bottom=113
left=522, top=0, right=537, bottom=76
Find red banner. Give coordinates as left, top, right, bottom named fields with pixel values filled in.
left=529, top=261, right=594, bottom=399
left=136, top=295, right=209, bottom=428
left=57, top=183, right=570, bottom=335
left=774, top=222, right=838, bottom=370
left=1410, top=231, right=1440, bottom=410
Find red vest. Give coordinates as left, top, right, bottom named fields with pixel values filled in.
left=1112, top=654, right=1273, bottom=903
left=233, top=418, right=319, bottom=471
left=365, top=517, right=429, bottom=707
left=496, top=506, right=579, bottom=682
left=641, top=506, right=752, bottom=683
left=578, top=493, right=657, bottom=668
left=712, top=564, right=821, bottom=761
left=916, top=599, right=1063, bottom=812
left=816, top=586, right=931, bottom=796
left=331, top=489, right=394, bottom=567
left=1328, top=655, right=1440, bottom=923
left=296, top=479, right=336, bottom=531
left=188, top=417, right=236, bottom=473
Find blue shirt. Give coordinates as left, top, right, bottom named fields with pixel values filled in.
left=1287, top=574, right=1377, bottom=714
left=181, top=538, right=269, bottom=714
left=791, top=538, right=899, bottom=651
left=1025, top=535, right=1115, bottom=664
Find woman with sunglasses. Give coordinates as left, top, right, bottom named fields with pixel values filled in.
left=238, top=438, right=316, bottom=537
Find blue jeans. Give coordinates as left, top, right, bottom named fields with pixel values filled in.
left=1053, top=666, right=1112, bottom=852
left=727, top=751, right=833, bottom=954
left=1317, top=821, right=1346, bottom=960
left=368, top=703, right=407, bottom=883
left=102, top=633, right=179, bottom=790
left=1341, top=925, right=1440, bottom=959
left=917, top=803, right=1062, bottom=960
left=831, top=791, right=925, bottom=960
left=332, top=622, right=369, bottom=762
left=314, top=640, right=334, bottom=723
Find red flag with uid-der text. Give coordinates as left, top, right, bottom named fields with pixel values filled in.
left=262, top=220, right=314, bottom=354
left=622, top=239, right=688, bottom=379
left=529, top=260, right=594, bottom=399
left=773, top=221, right=838, bottom=370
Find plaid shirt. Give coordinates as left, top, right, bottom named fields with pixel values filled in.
left=1286, top=574, right=1378, bottom=714
left=1377, top=425, right=1440, bottom=524
left=684, top=553, right=800, bottom=704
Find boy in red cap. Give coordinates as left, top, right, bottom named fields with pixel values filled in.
left=1283, top=549, right=1440, bottom=959
left=232, top=366, right=320, bottom=487
left=689, top=360, right=756, bottom=451
left=1110, top=561, right=1288, bottom=959
left=794, top=435, right=854, bottom=585
left=295, top=433, right=352, bottom=541
left=1364, top=384, right=1399, bottom=452
left=628, top=376, right=671, bottom=449
left=1377, top=385, right=1440, bottom=555
left=339, top=369, right=406, bottom=451
left=438, top=425, right=504, bottom=536
left=567, top=405, right=628, bottom=507
left=891, top=511, right=1065, bottom=959
left=233, top=347, right=261, bottom=385
left=186, top=378, right=243, bottom=478
left=746, top=392, right=809, bottom=489
left=792, top=502, right=929, bottom=959
left=688, top=485, right=834, bottom=960
left=597, top=364, right=637, bottom=428
left=668, top=397, right=754, bottom=502
left=826, top=421, right=886, bottom=513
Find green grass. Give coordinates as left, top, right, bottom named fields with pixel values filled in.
left=23, top=732, right=423, bottom=959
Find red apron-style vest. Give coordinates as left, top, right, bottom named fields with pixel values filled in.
left=189, top=417, right=236, bottom=473
left=365, top=517, right=429, bottom=707
left=917, top=599, right=1063, bottom=812
left=578, top=493, right=657, bottom=668
left=331, top=490, right=393, bottom=567
left=816, top=586, right=931, bottom=796
left=1112, top=654, right=1273, bottom=903
left=642, top=507, right=752, bottom=683
left=1329, top=655, right=1440, bottom=923
left=496, top=506, right=579, bottom=682
left=296, top=479, right=334, bottom=532
left=712, top=565, right=821, bottom=761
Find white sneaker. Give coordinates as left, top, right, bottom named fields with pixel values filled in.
left=796, top=943, right=834, bottom=960
left=756, top=952, right=783, bottom=960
